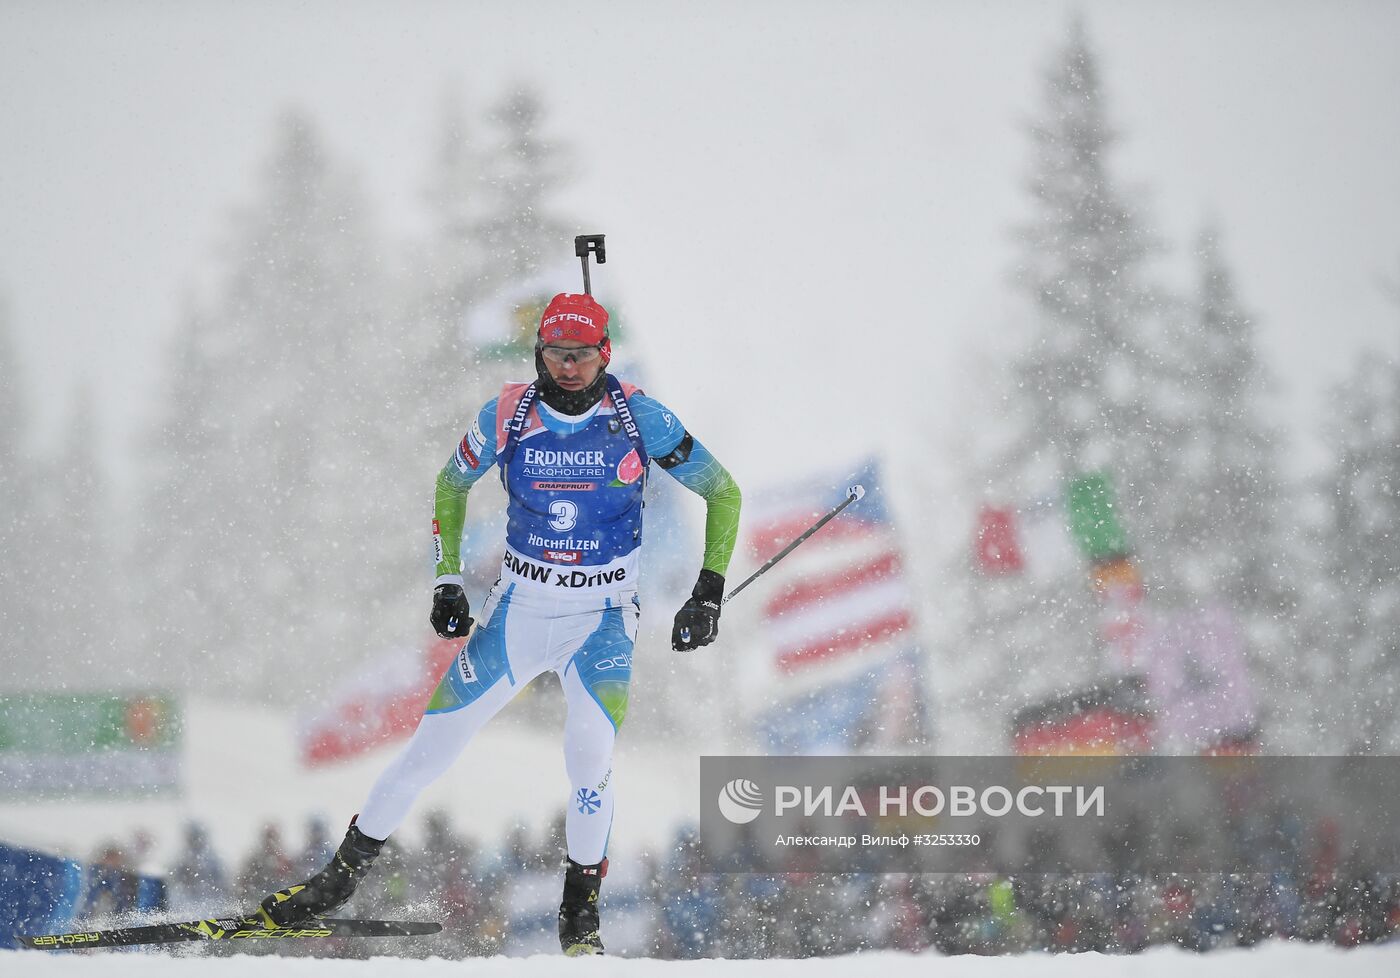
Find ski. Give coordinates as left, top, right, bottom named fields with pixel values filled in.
left=17, top=915, right=442, bottom=950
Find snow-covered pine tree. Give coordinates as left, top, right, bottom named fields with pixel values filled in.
left=130, top=300, right=228, bottom=691
left=238, top=110, right=406, bottom=701
left=1012, top=19, right=1176, bottom=517
left=946, top=19, right=1178, bottom=749
left=1151, top=226, right=1301, bottom=740
left=1167, top=228, right=1291, bottom=609
left=1314, top=352, right=1400, bottom=752
left=137, top=110, right=395, bottom=702
left=38, top=385, right=115, bottom=679
left=403, top=87, right=496, bottom=459
left=0, top=294, right=42, bottom=678
left=472, top=87, right=573, bottom=295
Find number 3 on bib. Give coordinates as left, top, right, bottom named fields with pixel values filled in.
left=549, top=499, right=579, bottom=532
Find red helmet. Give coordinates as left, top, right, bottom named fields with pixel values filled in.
left=538, top=293, right=611, bottom=366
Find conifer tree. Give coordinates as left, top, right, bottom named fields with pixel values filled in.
left=949, top=20, right=1178, bottom=747
left=138, top=110, right=395, bottom=701
left=1167, top=228, right=1287, bottom=606
left=1314, top=353, right=1400, bottom=751
left=1011, top=19, right=1173, bottom=501
left=130, top=301, right=228, bottom=688
left=0, top=295, right=40, bottom=675
left=420, top=87, right=487, bottom=305
left=473, top=88, right=572, bottom=294
left=43, top=384, right=114, bottom=678
left=1151, top=226, right=1302, bottom=734
left=406, top=88, right=494, bottom=457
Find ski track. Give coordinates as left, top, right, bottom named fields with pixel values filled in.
left=4, top=942, right=1400, bottom=977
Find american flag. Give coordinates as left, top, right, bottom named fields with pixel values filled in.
left=742, top=459, right=928, bottom=752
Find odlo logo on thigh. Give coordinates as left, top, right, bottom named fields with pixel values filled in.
left=594, top=652, right=632, bottom=672
left=575, top=787, right=602, bottom=815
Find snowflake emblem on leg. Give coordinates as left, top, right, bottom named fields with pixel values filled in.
left=575, top=787, right=602, bottom=815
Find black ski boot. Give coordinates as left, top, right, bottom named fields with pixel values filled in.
left=255, top=820, right=384, bottom=928
left=558, top=857, right=607, bottom=956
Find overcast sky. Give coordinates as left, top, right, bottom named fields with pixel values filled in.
left=3, top=0, right=1398, bottom=510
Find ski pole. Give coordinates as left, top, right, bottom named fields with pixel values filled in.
left=574, top=234, right=606, bottom=295
left=722, top=484, right=866, bottom=606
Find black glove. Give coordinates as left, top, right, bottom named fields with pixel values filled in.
left=672, top=569, right=724, bottom=651
left=430, top=583, right=473, bottom=638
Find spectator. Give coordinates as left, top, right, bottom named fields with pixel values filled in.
left=295, top=815, right=337, bottom=881
left=237, top=824, right=292, bottom=905
left=77, top=842, right=138, bottom=922
left=168, top=821, right=228, bottom=915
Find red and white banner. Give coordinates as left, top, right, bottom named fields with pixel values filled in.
left=297, top=638, right=459, bottom=766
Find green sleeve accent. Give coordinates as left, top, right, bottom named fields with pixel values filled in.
left=435, top=467, right=471, bottom=579
left=700, top=467, right=743, bottom=577
left=661, top=436, right=742, bottom=578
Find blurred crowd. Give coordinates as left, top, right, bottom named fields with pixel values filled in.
left=72, top=812, right=1400, bottom=958
left=649, top=863, right=1400, bottom=956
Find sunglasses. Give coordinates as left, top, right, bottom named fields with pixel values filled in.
left=540, top=344, right=604, bottom=366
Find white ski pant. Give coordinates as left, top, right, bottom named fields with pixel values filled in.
left=356, top=580, right=638, bottom=865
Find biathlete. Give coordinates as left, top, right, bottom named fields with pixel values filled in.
left=257, top=292, right=742, bottom=955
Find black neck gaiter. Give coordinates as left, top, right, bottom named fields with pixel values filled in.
left=534, top=351, right=609, bottom=415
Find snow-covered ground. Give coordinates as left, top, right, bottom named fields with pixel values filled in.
left=4, top=942, right=1399, bottom=977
